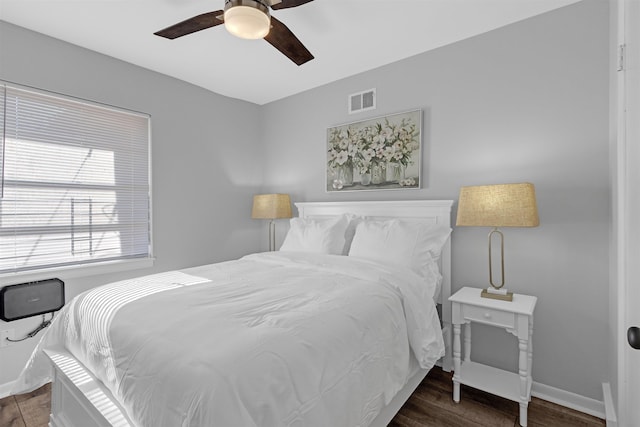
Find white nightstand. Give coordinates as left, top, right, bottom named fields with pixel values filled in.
left=448, top=287, right=537, bottom=427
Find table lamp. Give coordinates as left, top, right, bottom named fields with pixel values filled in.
left=251, top=194, right=292, bottom=251
left=456, top=183, right=539, bottom=301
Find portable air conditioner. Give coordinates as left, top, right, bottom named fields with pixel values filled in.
left=0, top=279, right=65, bottom=322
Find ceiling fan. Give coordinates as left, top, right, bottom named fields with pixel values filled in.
left=154, top=0, right=315, bottom=66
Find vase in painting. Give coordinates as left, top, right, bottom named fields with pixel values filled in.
left=360, top=172, right=371, bottom=186
left=388, top=162, right=406, bottom=183
left=338, top=163, right=354, bottom=186
left=371, top=162, right=386, bottom=185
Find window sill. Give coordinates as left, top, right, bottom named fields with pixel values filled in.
left=0, top=258, right=155, bottom=284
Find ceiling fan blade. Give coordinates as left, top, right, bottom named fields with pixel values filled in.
left=154, top=10, right=224, bottom=39
left=264, top=16, right=314, bottom=66
left=270, top=0, right=314, bottom=10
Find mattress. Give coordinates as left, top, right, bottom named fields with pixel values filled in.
left=14, top=251, right=444, bottom=427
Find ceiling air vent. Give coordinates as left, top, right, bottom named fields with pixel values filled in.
left=348, top=88, right=376, bottom=114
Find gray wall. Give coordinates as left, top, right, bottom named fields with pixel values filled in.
left=261, top=0, right=610, bottom=400
left=0, top=21, right=265, bottom=385
left=607, top=0, right=620, bottom=411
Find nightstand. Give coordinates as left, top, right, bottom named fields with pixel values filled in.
left=449, top=287, right=537, bottom=427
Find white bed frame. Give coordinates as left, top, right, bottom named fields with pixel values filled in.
left=44, top=199, right=453, bottom=427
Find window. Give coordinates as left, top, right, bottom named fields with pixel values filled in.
left=0, top=83, right=151, bottom=275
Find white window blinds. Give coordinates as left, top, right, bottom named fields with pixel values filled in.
left=0, top=84, right=151, bottom=274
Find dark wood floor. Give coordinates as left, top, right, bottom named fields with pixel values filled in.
left=0, top=382, right=51, bottom=427
left=1, top=367, right=605, bottom=427
left=390, top=368, right=605, bottom=427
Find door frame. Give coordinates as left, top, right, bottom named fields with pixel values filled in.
left=614, top=0, right=640, bottom=425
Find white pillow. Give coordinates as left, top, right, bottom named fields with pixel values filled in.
left=341, top=215, right=364, bottom=255
left=348, top=219, right=451, bottom=276
left=279, top=215, right=350, bottom=255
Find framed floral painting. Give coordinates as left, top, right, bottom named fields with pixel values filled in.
left=326, top=109, right=422, bottom=192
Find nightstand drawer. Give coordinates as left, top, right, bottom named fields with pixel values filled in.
left=462, top=305, right=515, bottom=329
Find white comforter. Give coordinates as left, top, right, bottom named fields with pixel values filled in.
left=14, top=252, right=444, bottom=427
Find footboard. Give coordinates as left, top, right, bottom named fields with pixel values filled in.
left=44, top=349, right=133, bottom=427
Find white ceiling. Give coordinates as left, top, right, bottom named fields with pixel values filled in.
left=0, top=0, right=580, bottom=105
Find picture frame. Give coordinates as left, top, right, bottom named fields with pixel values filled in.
left=326, top=109, right=422, bottom=192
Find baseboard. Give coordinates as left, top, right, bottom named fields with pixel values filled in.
left=0, top=380, right=16, bottom=399
left=532, top=381, right=605, bottom=420
left=602, top=382, right=617, bottom=427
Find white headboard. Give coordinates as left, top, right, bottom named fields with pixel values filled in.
left=295, top=200, right=454, bottom=371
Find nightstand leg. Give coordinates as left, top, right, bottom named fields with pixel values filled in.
left=519, top=402, right=528, bottom=427
left=518, top=338, right=528, bottom=426
left=528, top=320, right=534, bottom=391
left=464, top=322, right=471, bottom=362
left=453, top=323, right=461, bottom=403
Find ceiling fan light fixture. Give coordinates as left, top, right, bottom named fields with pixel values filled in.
left=224, top=0, right=271, bottom=40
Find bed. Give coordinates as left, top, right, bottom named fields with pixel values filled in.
left=12, top=199, right=453, bottom=427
